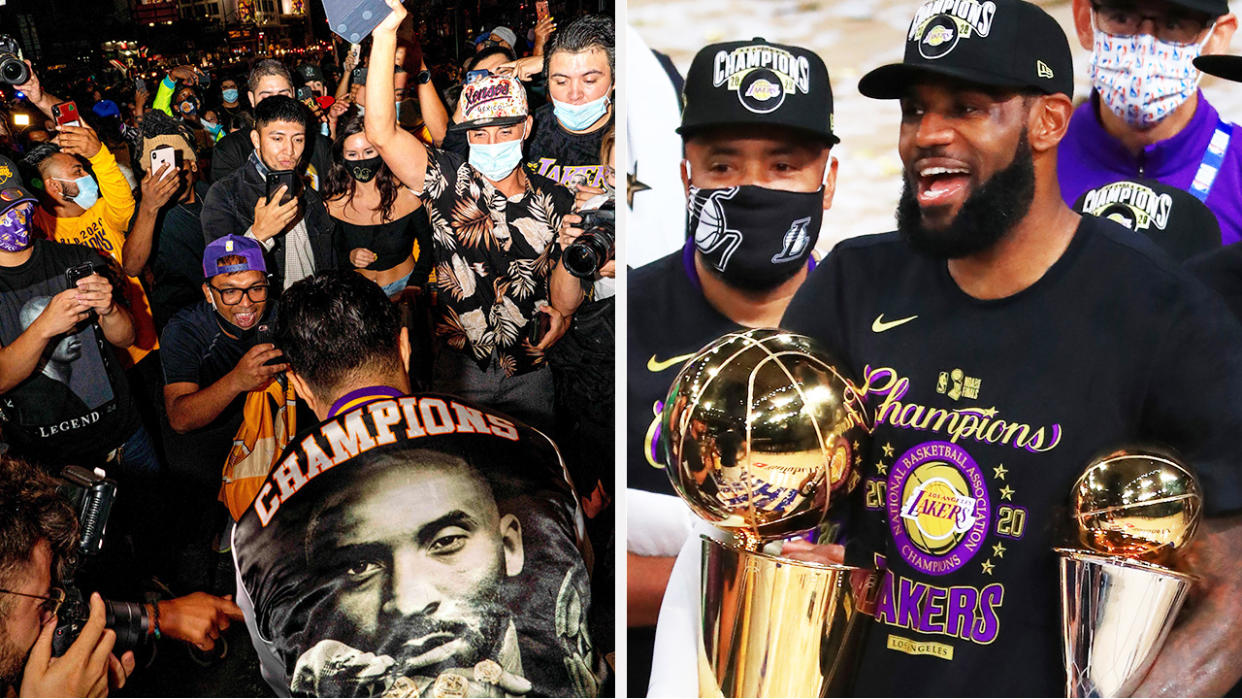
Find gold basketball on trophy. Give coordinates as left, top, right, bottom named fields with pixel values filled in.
left=1070, top=448, right=1203, bottom=564
left=660, top=329, right=871, bottom=545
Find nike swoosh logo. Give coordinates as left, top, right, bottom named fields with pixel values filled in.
left=872, top=313, right=918, bottom=333
left=647, top=352, right=696, bottom=373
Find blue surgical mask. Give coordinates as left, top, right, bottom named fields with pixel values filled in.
left=56, top=175, right=100, bottom=210
left=222, top=88, right=239, bottom=103
left=552, top=94, right=610, bottom=131
left=469, top=134, right=526, bottom=181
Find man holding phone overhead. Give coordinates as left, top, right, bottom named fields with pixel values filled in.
left=201, top=95, right=338, bottom=292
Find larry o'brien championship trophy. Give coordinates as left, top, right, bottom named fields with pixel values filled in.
left=660, top=329, right=876, bottom=697
left=1057, top=449, right=1204, bottom=697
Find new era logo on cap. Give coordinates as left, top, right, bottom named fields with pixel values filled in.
left=1036, top=60, right=1054, bottom=79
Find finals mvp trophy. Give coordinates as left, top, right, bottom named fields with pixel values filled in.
left=1057, top=449, right=1203, bottom=697
left=660, top=329, right=876, bottom=697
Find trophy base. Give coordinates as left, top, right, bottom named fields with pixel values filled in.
left=1057, top=548, right=1195, bottom=698
left=699, top=535, right=872, bottom=698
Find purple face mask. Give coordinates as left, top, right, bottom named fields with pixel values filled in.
left=0, top=201, right=34, bottom=252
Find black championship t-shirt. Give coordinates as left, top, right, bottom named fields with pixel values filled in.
left=524, top=103, right=610, bottom=190
left=233, top=392, right=602, bottom=697
left=0, top=239, right=140, bottom=466
left=627, top=243, right=743, bottom=497
left=782, top=216, right=1242, bottom=697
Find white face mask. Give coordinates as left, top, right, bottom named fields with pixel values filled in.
left=1089, top=19, right=1214, bottom=129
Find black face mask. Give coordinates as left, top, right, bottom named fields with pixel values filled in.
left=344, top=155, right=383, bottom=183
left=687, top=184, right=824, bottom=290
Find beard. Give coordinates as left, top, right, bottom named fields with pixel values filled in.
left=0, top=633, right=29, bottom=690
left=375, top=591, right=507, bottom=678
left=897, top=131, right=1035, bottom=259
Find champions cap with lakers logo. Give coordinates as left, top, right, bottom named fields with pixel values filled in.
left=677, top=38, right=838, bottom=144
left=859, top=0, right=1073, bottom=99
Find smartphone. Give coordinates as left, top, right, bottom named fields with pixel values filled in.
left=149, top=145, right=176, bottom=179
left=348, top=43, right=362, bottom=66
left=296, top=85, right=312, bottom=101
left=526, top=311, right=552, bottom=346
left=52, top=101, right=81, bottom=128
left=65, top=262, right=94, bottom=289
left=265, top=170, right=299, bottom=206
left=134, top=77, right=146, bottom=93
left=536, top=0, right=550, bottom=22
left=465, top=69, right=490, bottom=85
left=255, top=323, right=285, bottom=367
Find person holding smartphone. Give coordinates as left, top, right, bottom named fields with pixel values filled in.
left=201, top=95, right=338, bottom=292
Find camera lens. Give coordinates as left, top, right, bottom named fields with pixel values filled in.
left=0, top=57, right=28, bottom=85
left=564, top=232, right=611, bottom=279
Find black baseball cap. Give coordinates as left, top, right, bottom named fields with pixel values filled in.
left=297, top=63, right=325, bottom=84
left=1169, top=0, right=1230, bottom=16
left=1073, top=178, right=1221, bottom=262
left=677, top=38, right=838, bottom=145
left=1195, top=54, right=1242, bottom=81
left=859, top=0, right=1073, bottom=100
left=0, top=155, right=37, bottom=211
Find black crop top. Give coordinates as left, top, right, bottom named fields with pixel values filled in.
left=334, top=206, right=434, bottom=284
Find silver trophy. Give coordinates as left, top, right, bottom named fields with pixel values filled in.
left=1057, top=449, right=1202, bottom=697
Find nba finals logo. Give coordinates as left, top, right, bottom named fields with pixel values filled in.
left=887, top=441, right=990, bottom=575
left=712, top=44, right=811, bottom=114
left=908, top=0, right=997, bottom=60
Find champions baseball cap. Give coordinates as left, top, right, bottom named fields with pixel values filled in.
left=203, top=234, right=266, bottom=279
left=678, top=38, right=838, bottom=144
left=450, top=74, right=528, bottom=131
left=1073, top=178, right=1221, bottom=262
left=859, top=0, right=1073, bottom=99
left=0, top=156, right=38, bottom=211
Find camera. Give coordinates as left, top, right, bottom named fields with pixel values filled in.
left=0, top=36, right=29, bottom=85
left=50, top=466, right=150, bottom=657
left=563, top=199, right=615, bottom=279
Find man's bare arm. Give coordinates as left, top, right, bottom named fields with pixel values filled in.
left=1133, top=514, right=1242, bottom=696
left=365, top=0, right=429, bottom=193
left=627, top=553, right=676, bottom=627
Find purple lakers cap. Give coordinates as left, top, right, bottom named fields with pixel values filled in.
left=203, top=234, right=266, bottom=279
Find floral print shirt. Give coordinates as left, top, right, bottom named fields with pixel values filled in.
left=420, top=148, right=574, bottom=376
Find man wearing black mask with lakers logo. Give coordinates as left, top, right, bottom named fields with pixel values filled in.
left=625, top=38, right=838, bottom=687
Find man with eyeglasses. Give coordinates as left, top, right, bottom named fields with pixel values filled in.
left=161, top=234, right=284, bottom=502
left=1060, top=0, right=1242, bottom=243
left=0, top=457, right=135, bottom=696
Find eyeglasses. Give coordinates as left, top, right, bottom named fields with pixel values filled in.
left=209, top=282, right=269, bottom=305
left=0, top=586, right=65, bottom=622
left=1091, top=2, right=1215, bottom=45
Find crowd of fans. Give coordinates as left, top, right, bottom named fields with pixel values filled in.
left=0, top=0, right=614, bottom=695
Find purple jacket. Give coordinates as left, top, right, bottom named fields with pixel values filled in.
left=1059, top=91, right=1242, bottom=246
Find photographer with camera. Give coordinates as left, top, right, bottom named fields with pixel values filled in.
left=0, top=456, right=244, bottom=697
left=0, top=458, right=135, bottom=697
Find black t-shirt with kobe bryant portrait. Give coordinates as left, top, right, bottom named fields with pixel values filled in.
left=233, top=391, right=603, bottom=698
left=0, top=239, right=140, bottom=467
left=781, top=215, right=1242, bottom=697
